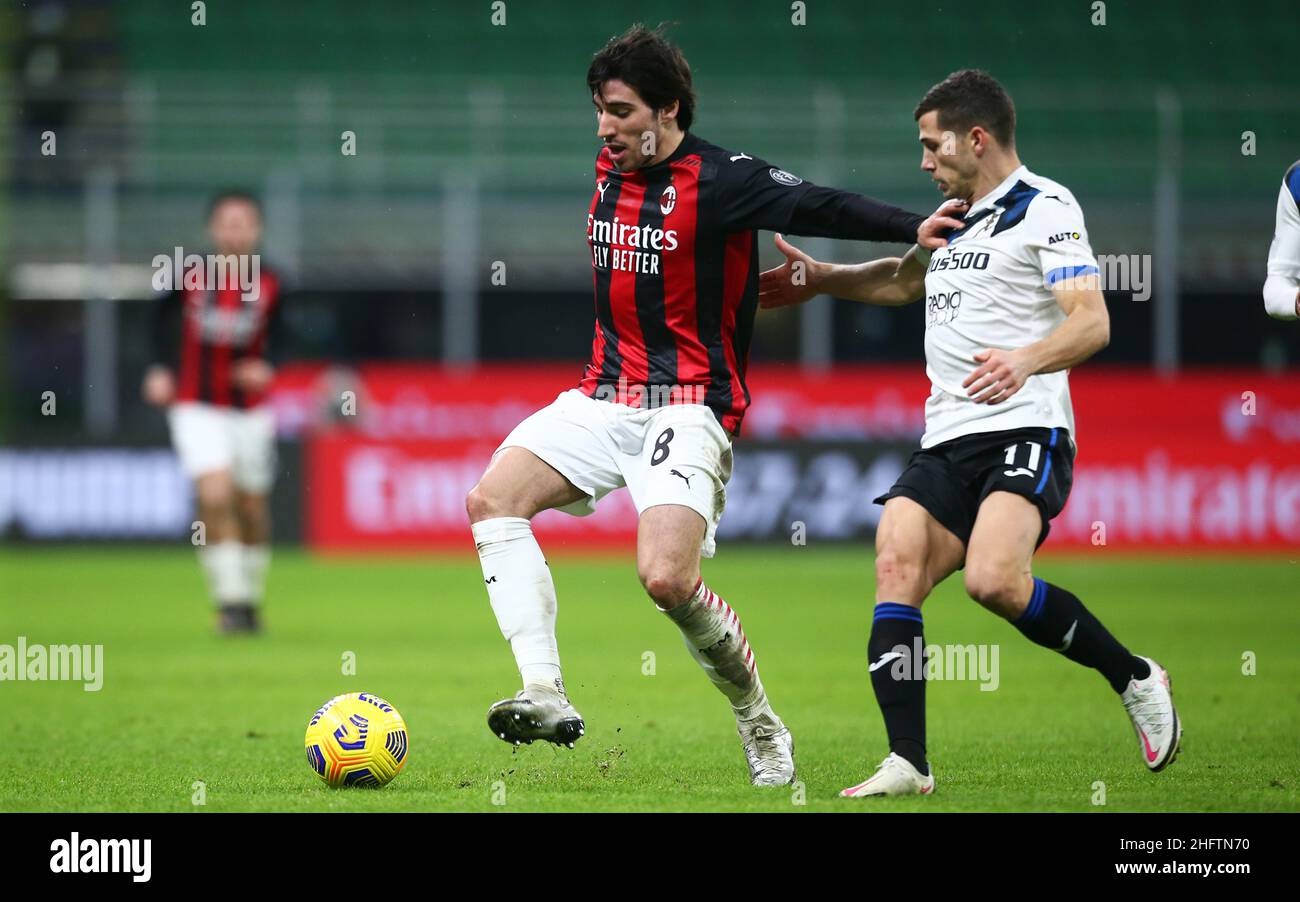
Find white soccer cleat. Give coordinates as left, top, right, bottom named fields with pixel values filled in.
left=737, top=709, right=796, bottom=786
left=840, top=752, right=935, bottom=797
left=487, top=684, right=586, bottom=749
left=1121, top=656, right=1182, bottom=772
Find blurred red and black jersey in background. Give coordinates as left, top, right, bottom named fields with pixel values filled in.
left=151, top=265, right=284, bottom=409
left=580, top=131, right=923, bottom=436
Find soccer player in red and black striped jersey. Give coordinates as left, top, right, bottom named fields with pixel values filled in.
left=143, top=190, right=285, bottom=634
left=466, top=24, right=965, bottom=782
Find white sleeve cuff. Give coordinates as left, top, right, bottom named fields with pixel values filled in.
left=1263, top=275, right=1300, bottom=320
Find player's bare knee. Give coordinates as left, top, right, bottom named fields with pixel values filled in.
left=196, top=483, right=234, bottom=516
left=963, top=563, right=1021, bottom=616
left=875, top=547, right=928, bottom=603
left=237, top=493, right=264, bottom=521
left=465, top=481, right=506, bottom=523
left=467, top=474, right=547, bottom=523
left=639, top=567, right=695, bottom=608
left=465, top=483, right=487, bottom=522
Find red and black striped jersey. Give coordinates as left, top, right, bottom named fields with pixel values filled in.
left=579, top=132, right=923, bottom=435
left=151, top=265, right=284, bottom=409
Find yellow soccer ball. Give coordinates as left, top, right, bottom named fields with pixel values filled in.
left=304, top=692, right=409, bottom=787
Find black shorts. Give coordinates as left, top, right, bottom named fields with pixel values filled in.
left=873, top=426, right=1075, bottom=549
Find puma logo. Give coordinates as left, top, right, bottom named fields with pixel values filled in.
left=729, top=153, right=753, bottom=162
left=670, top=468, right=693, bottom=488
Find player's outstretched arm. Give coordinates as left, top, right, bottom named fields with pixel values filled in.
left=716, top=153, right=966, bottom=248
left=963, top=278, right=1109, bottom=405
left=758, top=235, right=927, bottom=309
left=781, top=190, right=966, bottom=249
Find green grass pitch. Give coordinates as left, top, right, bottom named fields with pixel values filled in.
left=1, top=546, right=1296, bottom=812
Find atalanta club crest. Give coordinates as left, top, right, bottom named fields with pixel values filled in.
left=660, top=185, right=676, bottom=215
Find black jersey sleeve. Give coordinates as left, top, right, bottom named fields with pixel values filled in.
left=712, top=153, right=923, bottom=243
left=711, top=155, right=815, bottom=233
left=787, top=186, right=924, bottom=244
left=149, top=289, right=182, bottom=370
left=264, top=291, right=288, bottom=367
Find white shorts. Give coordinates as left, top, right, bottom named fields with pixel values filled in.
left=167, top=402, right=277, bottom=493
left=498, top=389, right=733, bottom=557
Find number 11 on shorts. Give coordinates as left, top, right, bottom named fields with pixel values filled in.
left=1003, top=441, right=1042, bottom=478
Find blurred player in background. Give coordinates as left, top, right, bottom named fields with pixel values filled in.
left=761, top=70, right=1181, bottom=795
left=1263, top=160, right=1300, bottom=320
left=465, top=24, right=964, bottom=785
left=143, top=191, right=285, bottom=634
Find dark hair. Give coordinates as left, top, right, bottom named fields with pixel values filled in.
left=207, top=189, right=261, bottom=221
left=587, top=23, right=696, bottom=132
left=914, top=69, right=1016, bottom=148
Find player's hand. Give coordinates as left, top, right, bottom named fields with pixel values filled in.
left=233, top=358, right=275, bottom=393
left=963, top=348, right=1032, bottom=404
left=917, top=198, right=969, bottom=249
left=759, top=233, right=822, bottom=309
left=142, top=365, right=175, bottom=406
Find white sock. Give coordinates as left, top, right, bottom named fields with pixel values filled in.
left=472, top=517, right=564, bottom=693
left=199, top=540, right=249, bottom=606
left=242, top=544, right=270, bottom=606
left=661, top=580, right=766, bottom=719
